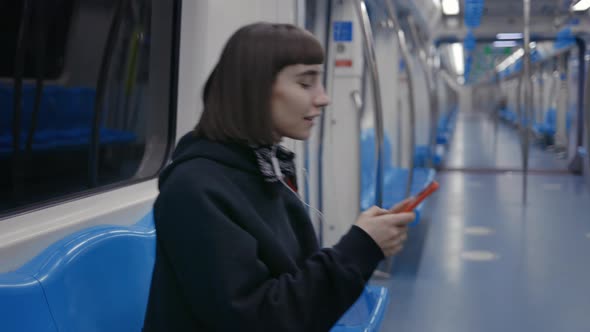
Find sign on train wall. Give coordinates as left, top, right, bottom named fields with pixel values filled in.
left=333, top=21, right=354, bottom=68
left=331, top=18, right=363, bottom=77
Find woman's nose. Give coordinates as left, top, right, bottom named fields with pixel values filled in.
left=314, top=89, right=330, bottom=107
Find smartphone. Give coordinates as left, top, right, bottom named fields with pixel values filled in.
left=401, top=180, right=439, bottom=212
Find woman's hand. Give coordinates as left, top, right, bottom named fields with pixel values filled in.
left=355, top=198, right=415, bottom=257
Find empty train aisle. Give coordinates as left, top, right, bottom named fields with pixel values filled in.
left=444, top=112, right=570, bottom=172
left=373, top=112, right=590, bottom=332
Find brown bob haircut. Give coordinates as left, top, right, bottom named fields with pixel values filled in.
left=194, top=22, right=325, bottom=145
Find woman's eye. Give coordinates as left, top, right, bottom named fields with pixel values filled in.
left=298, top=82, right=312, bottom=89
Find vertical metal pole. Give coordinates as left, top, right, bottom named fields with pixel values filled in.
left=537, top=69, right=543, bottom=125
left=408, top=18, right=438, bottom=169
left=522, top=0, right=532, bottom=205
left=493, top=68, right=501, bottom=154
left=570, top=41, right=587, bottom=173
left=89, top=0, right=131, bottom=188
left=27, top=3, right=48, bottom=154
left=12, top=0, right=34, bottom=201
left=561, top=54, right=570, bottom=155
left=583, top=50, right=590, bottom=172
left=429, top=53, right=441, bottom=169
left=383, top=0, right=416, bottom=198
left=353, top=0, right=385, bottom=208
left=317, top=0, right=334, bottom=247
left=353, top=0, right=391, bottom=278
left=517, top=76, right=523, bottom=129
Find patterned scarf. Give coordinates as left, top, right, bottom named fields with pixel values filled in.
left=251, top=144, right=296, bottom=183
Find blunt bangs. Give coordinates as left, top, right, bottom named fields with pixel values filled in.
left=269, top=25, right=325, bottom=73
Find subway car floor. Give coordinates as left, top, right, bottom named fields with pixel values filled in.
left=372, top=111, right=590, bottom=332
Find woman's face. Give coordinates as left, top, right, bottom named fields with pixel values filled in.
left=270, top=64, right=330, bottom=141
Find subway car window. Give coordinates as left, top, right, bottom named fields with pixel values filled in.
left=0, top=0, right=179, bottom=216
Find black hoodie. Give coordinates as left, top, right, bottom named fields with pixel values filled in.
left=143, top=133, right=384, bottom=332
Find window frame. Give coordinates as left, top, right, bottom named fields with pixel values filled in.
left=0, top=0, right=182, bottom=220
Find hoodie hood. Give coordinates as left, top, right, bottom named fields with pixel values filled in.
left=159, top=132, right=296, bottom=189
left=159, top=133, right=260, bottom=189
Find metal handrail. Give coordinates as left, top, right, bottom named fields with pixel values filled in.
left=536, top=72, right=544, bottom=125
left=584, top=52, right=590, bottom=170
left=516, top=75, right=523, bottom=128
left=353, top=0, right=386, bottom=208
left=558, top=54, right=569, bottom=147
left=440, top=69, right=463, bottom=90
left=316, top=0, right=334, bottom=247
left=522, top=0, right=532, bottom=204
left=12, top=0, right=33, bottom=200
left=27, top=3, right=48, bottom=154
left=383, top=0, right=416, bottom=198
left=572, top=42, right=587, bottom=173
left=428, top=50, right=441, bottom=167
left=89, top=0, right=130, bottom=187
left=486, top=45, right=579, bottom=86
left=407, top=17, right=438, bottom=169
left=351, top=90, right=364, bottom=114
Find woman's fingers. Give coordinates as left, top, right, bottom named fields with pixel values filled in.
left=373, top=212, right=415, bottom=227
left=389, top=197, right=415, bottom=213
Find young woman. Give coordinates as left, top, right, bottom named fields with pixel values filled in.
left=143, top=22, right=415, bottom=331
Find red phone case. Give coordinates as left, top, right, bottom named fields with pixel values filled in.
left=402, top=180, right=439, bottom=212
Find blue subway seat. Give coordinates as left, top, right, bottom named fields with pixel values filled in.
left=33, top=228, right=155, bottom=332
left=414, top=144, right=446, bottom=168
left=361, top=128, right=436, bottom=224
left=0, top=128, right=136, bottom=158
left=499, top=107, right=518, bottom=124
left=441, top=109, right=452, bottom=127
left=533, top=108, right=557, bottom=137
left=436, top=132, right=449, bottom=145
left=0, top=216, right=155, bottom=332
left=433, top=144, right=445, bottom=167
left=436, top=107, right=458, bottom=145
left=0, top=273, right=59, bottom=332
left=414, top=145, right=431, bottom=168
left=0, top=84, right=135, bottom=157
left=331, top=286, right=389, bottom=332
left=0, top=84, right=96, bottom=132
left=0, top=211, right=391, bottom=332
left=436, top=113, right=450, bottom=144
